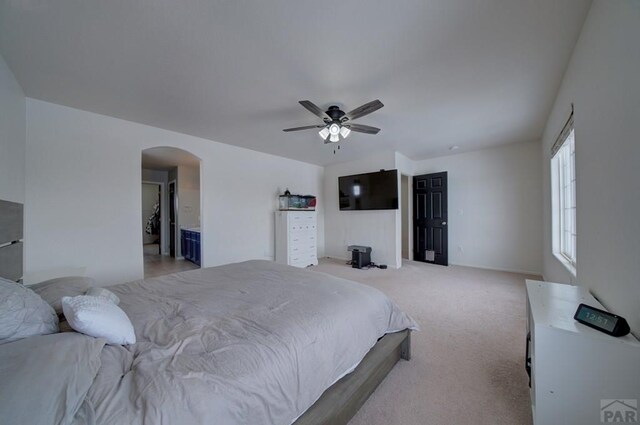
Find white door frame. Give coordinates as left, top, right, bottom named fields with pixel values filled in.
left=401, top=173, right=414, bottom=261
left=142, top=180, right=166, bottom=255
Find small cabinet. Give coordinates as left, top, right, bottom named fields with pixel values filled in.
left=181, top=228, right=201, bottom=266
left=525, top=280, right=640, bottom=425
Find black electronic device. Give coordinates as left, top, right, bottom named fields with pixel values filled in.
left=574, top=303, right=630, bottom=337
left=348, top=245, right=372, bottom=269
left=338, top=169, right=398, bottom=210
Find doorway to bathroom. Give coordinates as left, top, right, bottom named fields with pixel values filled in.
left=141, top=147, right=202, bottom=278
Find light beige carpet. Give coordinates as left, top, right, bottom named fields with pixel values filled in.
left=312, top=258, right=537, bottom=425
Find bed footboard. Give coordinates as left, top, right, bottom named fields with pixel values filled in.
left=294, top=329, right=411, bottom=425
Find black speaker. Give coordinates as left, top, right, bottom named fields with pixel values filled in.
left=348, top=245, right=372, bottom=269
left=351, top=251, right=371, bottom=269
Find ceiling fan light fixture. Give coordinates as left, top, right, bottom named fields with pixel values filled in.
left=285, top=99, right=383, bottom=147
left=339, top=126, right=351, bottom=138
left=318, top=127, right=330, bottom=139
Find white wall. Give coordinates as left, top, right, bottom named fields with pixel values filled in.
left=323, top=151, right=400, bottom=268
left=25, top=99, right=324, bottom=285
left=322, top=144, right=542, bottom=273
left=401, top=175, right=409, bottom=259
left=395, top=152, right=415, bottom=265
left=142, top=168, right=169, bottom=183
left=0, top=54, right=25, bottom=203
left=177, top=165, right=200, bottom=230
left=541, top=1, right=640, bottom=334
left=414, top=141, right=543, bottom=274
left=176, top=164, right=200, bottom=257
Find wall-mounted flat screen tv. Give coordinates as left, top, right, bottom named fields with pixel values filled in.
left=339, top=169, right=398, bottom=210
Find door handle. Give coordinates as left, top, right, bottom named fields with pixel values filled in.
left=442, top=221, right=447, bottom=225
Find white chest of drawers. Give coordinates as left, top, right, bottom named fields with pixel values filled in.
left=275, top=211, right=318, bottom=268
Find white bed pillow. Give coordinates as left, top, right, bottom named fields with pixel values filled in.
left=85, top=286, right=120, bottom=305
left=61, top=295, right=136, bottom=345
left=0, top=277, right=59, bottom=344
left=29, top=276, right=95, bottom=314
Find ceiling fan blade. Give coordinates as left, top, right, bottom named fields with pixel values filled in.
left=345, top=123, right=380, bottom=135
left=299, top=100, right=331, bottom=120
left=344, top=99, right=384, bottom=121
left=282, top=125, right=325, bottom=132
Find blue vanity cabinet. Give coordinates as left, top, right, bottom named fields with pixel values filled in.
left=193, top=231, right=201, bottom=265
left=180, top=228, right=201, bottom=266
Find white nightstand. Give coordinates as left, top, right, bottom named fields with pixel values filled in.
left=526, top=280, right=640, bottom=425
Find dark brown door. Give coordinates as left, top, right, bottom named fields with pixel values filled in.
left=414, top=172, right=448, bottom=266
left=169, top=181, right=176, bottom=257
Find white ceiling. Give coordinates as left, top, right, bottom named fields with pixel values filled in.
left=142, top=147, right=200, bottom=171
left=0, top=0, right=591, bottom=166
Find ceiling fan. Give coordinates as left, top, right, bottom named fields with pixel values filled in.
left=283, top=99, right=384, bottom=144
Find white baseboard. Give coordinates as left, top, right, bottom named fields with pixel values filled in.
left=449, top=261, right=542, bottom=276
left=323, top=256, right=538, bottom=275
left=324, top=255, right=349, bottom=262
left=323, top=256, right=399, bottom=269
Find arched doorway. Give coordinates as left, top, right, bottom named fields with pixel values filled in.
left=141, top=147, right=202, bottom=278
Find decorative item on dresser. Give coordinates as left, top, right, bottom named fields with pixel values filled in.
left=275, top=210, right=318, bottom=268
left=279, top=191, right=317, bottom=211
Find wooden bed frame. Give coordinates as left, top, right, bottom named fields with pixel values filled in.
left=295, top=329, right=411, bottom=425
left=0, top=198, right=411, bottom=425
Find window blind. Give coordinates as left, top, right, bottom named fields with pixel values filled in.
left=551, top=105, right=574, bottom=157
left=551, top=103, right=573, bottom=158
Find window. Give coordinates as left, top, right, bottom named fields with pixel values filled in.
left=551, top=119, right=576, bottom=274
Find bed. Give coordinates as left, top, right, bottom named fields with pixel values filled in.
left=0, top=199, right=417, bottom=425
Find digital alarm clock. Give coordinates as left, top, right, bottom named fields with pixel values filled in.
left=574, top=303, right=630, bottom=337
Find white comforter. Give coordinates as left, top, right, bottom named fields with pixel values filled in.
left=85, top=260, right=417, bottom=425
